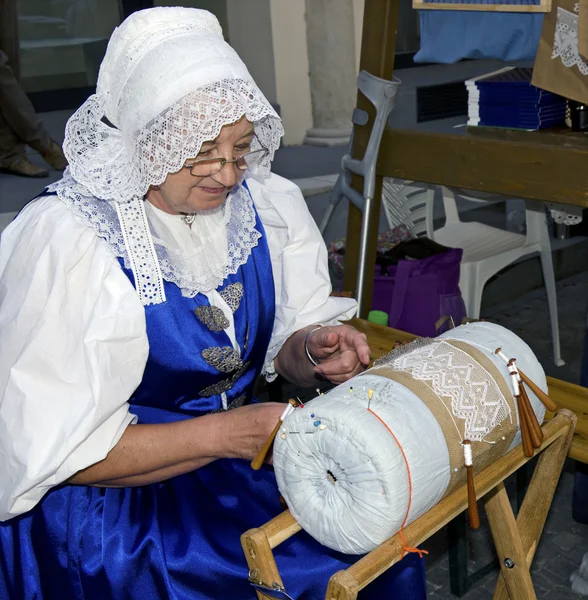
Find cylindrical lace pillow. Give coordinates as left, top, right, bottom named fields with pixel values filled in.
left=273, top=322, right=546, bottom=555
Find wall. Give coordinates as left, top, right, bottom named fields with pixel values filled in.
left=353, top=0, right=365, bottom=72
left=268, top=0, right=312, bottom=145
left=225, top=0, right=277, bottom=106
left=225, top=0, right=365, bottom=146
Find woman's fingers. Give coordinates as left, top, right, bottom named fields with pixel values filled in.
left=308, top=326, right=371, bottom=365
left=226, top=403, right=287, bottom=461
left=308, top=325, right=371, bottom=385
left=307, top=328, right=339, bottom=359
left=342, top=330, right=370, bottom=366
left=314, top=349, right=364, bottom=383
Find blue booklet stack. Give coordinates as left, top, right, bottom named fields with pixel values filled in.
left=466, top=67, right=566, bottom=131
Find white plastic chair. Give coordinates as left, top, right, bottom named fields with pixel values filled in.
left=382, top=178, right=434, bottom=238
left=382, top=179, right=564, bottom=366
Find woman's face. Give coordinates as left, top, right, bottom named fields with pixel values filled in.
left=146, top=117, right=255, bottom=214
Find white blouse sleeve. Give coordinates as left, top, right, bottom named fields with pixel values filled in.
left=247, top=173, right=357, bottom=380
left=0, top=197, right=148, bottom=521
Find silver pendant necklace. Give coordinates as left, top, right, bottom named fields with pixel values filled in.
left=182, top=213, right=196, bottom=226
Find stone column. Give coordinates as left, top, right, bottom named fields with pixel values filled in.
left=304, top=0, right=357, bottom=146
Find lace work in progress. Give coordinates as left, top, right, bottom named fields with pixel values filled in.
left=380, top=340, right=512, bottom=442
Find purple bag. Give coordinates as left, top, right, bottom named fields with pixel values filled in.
left=372, top=247, right=466, bottom=337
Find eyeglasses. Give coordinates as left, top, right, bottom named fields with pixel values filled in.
left=183, top=147, right=269, bottom=177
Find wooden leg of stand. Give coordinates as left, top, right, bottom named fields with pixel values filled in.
left=492, top=409, right=577, bottom=600
left=484, top=483, right=536, bottom=599
left=325, top=570, right=360, bottom=600
left=241, top=527, right=284, bottom=600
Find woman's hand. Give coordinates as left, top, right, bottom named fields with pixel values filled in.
left=69, top=402, right=287, bottom=487
left=221, top=402, right=287, bottom=461
left=306, top=325, right=370, bottom=384
left=274, top=324, right=371, bottom=387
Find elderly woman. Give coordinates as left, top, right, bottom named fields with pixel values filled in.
left=0, top=8, right=426, bottom=600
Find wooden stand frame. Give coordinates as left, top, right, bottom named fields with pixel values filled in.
left=242, top=410, right=576, bottom=600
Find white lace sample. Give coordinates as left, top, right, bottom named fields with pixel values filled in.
left=48, top=171, right=261, bottom=302
left=552, top=7, right=588, bottom=76
left=390, top=340, right=511, bottom=442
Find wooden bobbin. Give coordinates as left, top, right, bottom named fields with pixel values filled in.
left=251, top=399, right=297, bottom=470
left=463, top=440, right=480, bottom=529
left=507, top=359, right=534, bottom=458
left=518, top=369, right=558, bottom=412
left=495, top=347, right=557, bottom=412
left=516, top=395, right=534, bottom=458
left=519, top=384, right=544, bottom=448
left=507, top=358, right=543, bottom=449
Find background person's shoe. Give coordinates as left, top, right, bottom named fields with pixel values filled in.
left=40, top=140, right=67, bottom=171
left=1, top=157, right=49, bottom=177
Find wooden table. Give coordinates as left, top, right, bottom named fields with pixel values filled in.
left=348, top=317, right=588, bottom=464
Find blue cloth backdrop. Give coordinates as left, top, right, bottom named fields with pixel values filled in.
left=415, top=13, right=544, bottom=64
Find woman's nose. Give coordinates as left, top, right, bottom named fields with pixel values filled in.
left=213, top=160, right=240, bottom=187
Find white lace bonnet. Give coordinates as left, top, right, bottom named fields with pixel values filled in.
left=50, top=7, right=284, bottom=305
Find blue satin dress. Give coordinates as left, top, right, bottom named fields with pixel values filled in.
left=0, top=202, right=427, bottom=599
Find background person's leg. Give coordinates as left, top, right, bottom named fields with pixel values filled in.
left=0, top=51, right=50, bottom=151
left=0, top=108, right=47, bottom=176
left=0, top=0, right=20, bottom=81
left=0, top=54, right=48, bottom=177
left=0, top=104, right=24, bottom=168
left=0, top=50, right=66, bottom=172
left=0, top=60, right=49, bottom=176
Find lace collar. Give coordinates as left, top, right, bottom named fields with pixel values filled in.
left=48, top=170, right=261, bottom=304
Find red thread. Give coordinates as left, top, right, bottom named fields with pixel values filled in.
left=368, top=408, right=429, bottom=559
